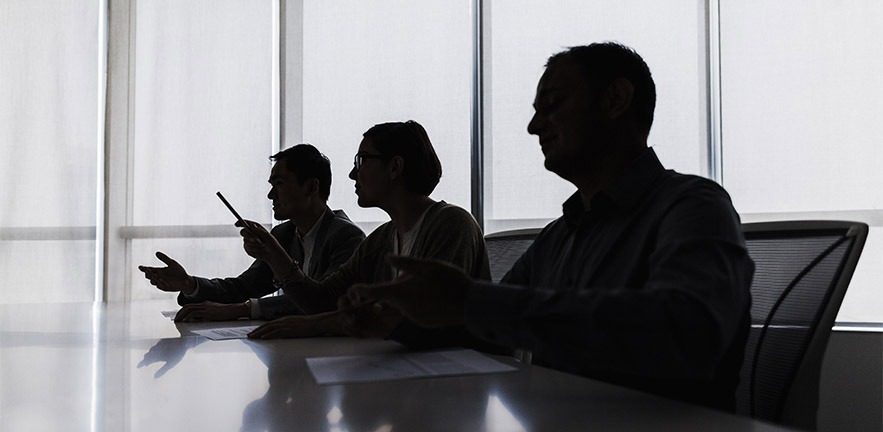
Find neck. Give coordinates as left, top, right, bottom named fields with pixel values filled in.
left=571, top=142, right=646, bottom=209
left=383, top=194, right=435, bottom=235
left=292, top=202, right=326, bottom=237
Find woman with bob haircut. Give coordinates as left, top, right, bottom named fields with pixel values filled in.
left=178, top=120, right=491, bottom=347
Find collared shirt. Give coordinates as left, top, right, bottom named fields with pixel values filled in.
left=177, top=207, right=366, bottom=321
left=198, top=208, right=327, bottom=319
left=296, top=210, right=324, bottom=276
left=252, top=208, right=325, bottom=319
left=184, top=212, right=321, bottom=303
left=465, top=147, right=754, bottom=410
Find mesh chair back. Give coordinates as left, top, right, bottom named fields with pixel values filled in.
left=485, top=229, right=542, bottom=283
left=736, top=221, right=867, bottom=429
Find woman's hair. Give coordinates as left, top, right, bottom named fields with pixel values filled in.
left=363, top=120, right=442, bottom=196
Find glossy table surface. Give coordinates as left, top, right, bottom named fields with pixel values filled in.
left=0, top=300, right=793, bottom=431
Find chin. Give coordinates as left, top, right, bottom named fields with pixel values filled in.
left=543, top=155, right=560, bottom=172
left=544, top=157, right=573, bottom=180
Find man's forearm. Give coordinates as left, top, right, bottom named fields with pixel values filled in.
left=181, top=276, right=198, bottom=296
left=266, top=255, right=298, bottom=281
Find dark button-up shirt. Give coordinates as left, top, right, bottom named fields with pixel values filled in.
left=465, top=148, right=754, bottom=410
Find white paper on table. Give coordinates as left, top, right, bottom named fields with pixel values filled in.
left=306, top=348, right=518, bottom=385
left=191, top=326, right=260, bottom=340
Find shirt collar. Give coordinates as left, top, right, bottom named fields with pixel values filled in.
left=562, top=147, right=666, bottom=226
left=601, top=147, right=666, bottom=211
left=297, top=206, right=329, bottom=242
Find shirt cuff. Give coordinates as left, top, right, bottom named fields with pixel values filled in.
left=249, top=298, right=262, bottom=320
left=182, top=278, right=201, bottom=299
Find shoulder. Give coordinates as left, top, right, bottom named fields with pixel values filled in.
left=659, top=171, right=731, bottom=199
left=328, top=209, right=366, bottom=238
left=330, top=208, right=355, bottom=225
left=422, top=202, right=483, bottom=237
left=270, top=220, right=296, bottom=237
left=645, top=171, right=738, bottom=217
left=363, top=220, right=396, bottom=243
left=528, top=215, right=570, bottom=248
left=349, top=221, right=394, bottom=256
left=651, top=171, right=745, bottom=241
left=426, top=202, right=479, bottom=226
left=267, top=221, right=297, bottom=247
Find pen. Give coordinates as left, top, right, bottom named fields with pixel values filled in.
left=216, top=191, right=259, bottom=237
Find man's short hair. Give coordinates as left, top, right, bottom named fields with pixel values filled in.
left=270, top=144, right=332, bottom=201
left=363, top=120, right=442, bottom=196
left=547, top=42, right=656, bottom=138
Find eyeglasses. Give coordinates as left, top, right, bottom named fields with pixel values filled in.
left=353, top=152, right=386, bottom=170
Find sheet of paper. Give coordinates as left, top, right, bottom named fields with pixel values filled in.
left=306, top=348, right=517, bottom=385
left=191, top=326, right=260, bottom=340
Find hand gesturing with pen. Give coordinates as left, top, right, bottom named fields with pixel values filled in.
left=341, top=255, right=471, bottom=328
left=235, top=219, right=294, bottom=276
left=235, top=220, right=280, bottom=261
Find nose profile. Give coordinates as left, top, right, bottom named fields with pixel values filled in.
left=348, top=166, right=357, bottom=180
left=527, top=111, right=543, bottom=136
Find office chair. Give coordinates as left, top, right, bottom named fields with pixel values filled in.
left=484, top=228, right=542, bottom=283
left=736, top=220, right=868, bottom=430
left=484, top=228, right=542, bottom=363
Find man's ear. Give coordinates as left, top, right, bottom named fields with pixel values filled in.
left=602, top=77, right=634, bottom=120
left=305, top=178, right=320, bottom=197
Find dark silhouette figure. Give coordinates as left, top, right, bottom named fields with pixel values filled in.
left=341, top=42, right=754, bottom=411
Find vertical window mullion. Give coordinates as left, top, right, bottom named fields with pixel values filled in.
left=707, top=0, right=724, bottom=185
left=470, top=0, right=485, bottom=230
left=103, top=0, right=136, bottom=301
left=96, top=0, right=109, bottom=302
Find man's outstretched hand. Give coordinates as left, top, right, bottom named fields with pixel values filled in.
left=138, top=251, right=196, bottom=295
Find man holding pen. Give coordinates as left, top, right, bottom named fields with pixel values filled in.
left=139, top=144, right=365, bottom=320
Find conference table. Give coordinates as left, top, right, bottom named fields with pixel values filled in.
left=0, top=300, right=794, bottom=431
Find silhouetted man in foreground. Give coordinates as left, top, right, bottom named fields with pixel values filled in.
left=342, top=42, right=754, bottom=411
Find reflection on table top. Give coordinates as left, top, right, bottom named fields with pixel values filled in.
left=0, top=300, right=793, bottom=432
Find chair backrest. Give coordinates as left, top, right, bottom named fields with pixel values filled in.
left=484, top=228, right=542, bottom=283
left=736, top=220, right=868, bottom=429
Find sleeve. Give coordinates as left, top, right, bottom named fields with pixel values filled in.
left=256, top=295, right=303, bottom=320
left=464, top=188, right=754, bottom=382
left=177, top=225, right=292, bottom=306
left=389, top=205, right=507, bottom=353
left=313, top=222, right=365, bottom=281
left=278, top=235, right=369, bottom=315
left=177, top=258, right=277, bottom=306
left=413, top=205, right=490, bottom=279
